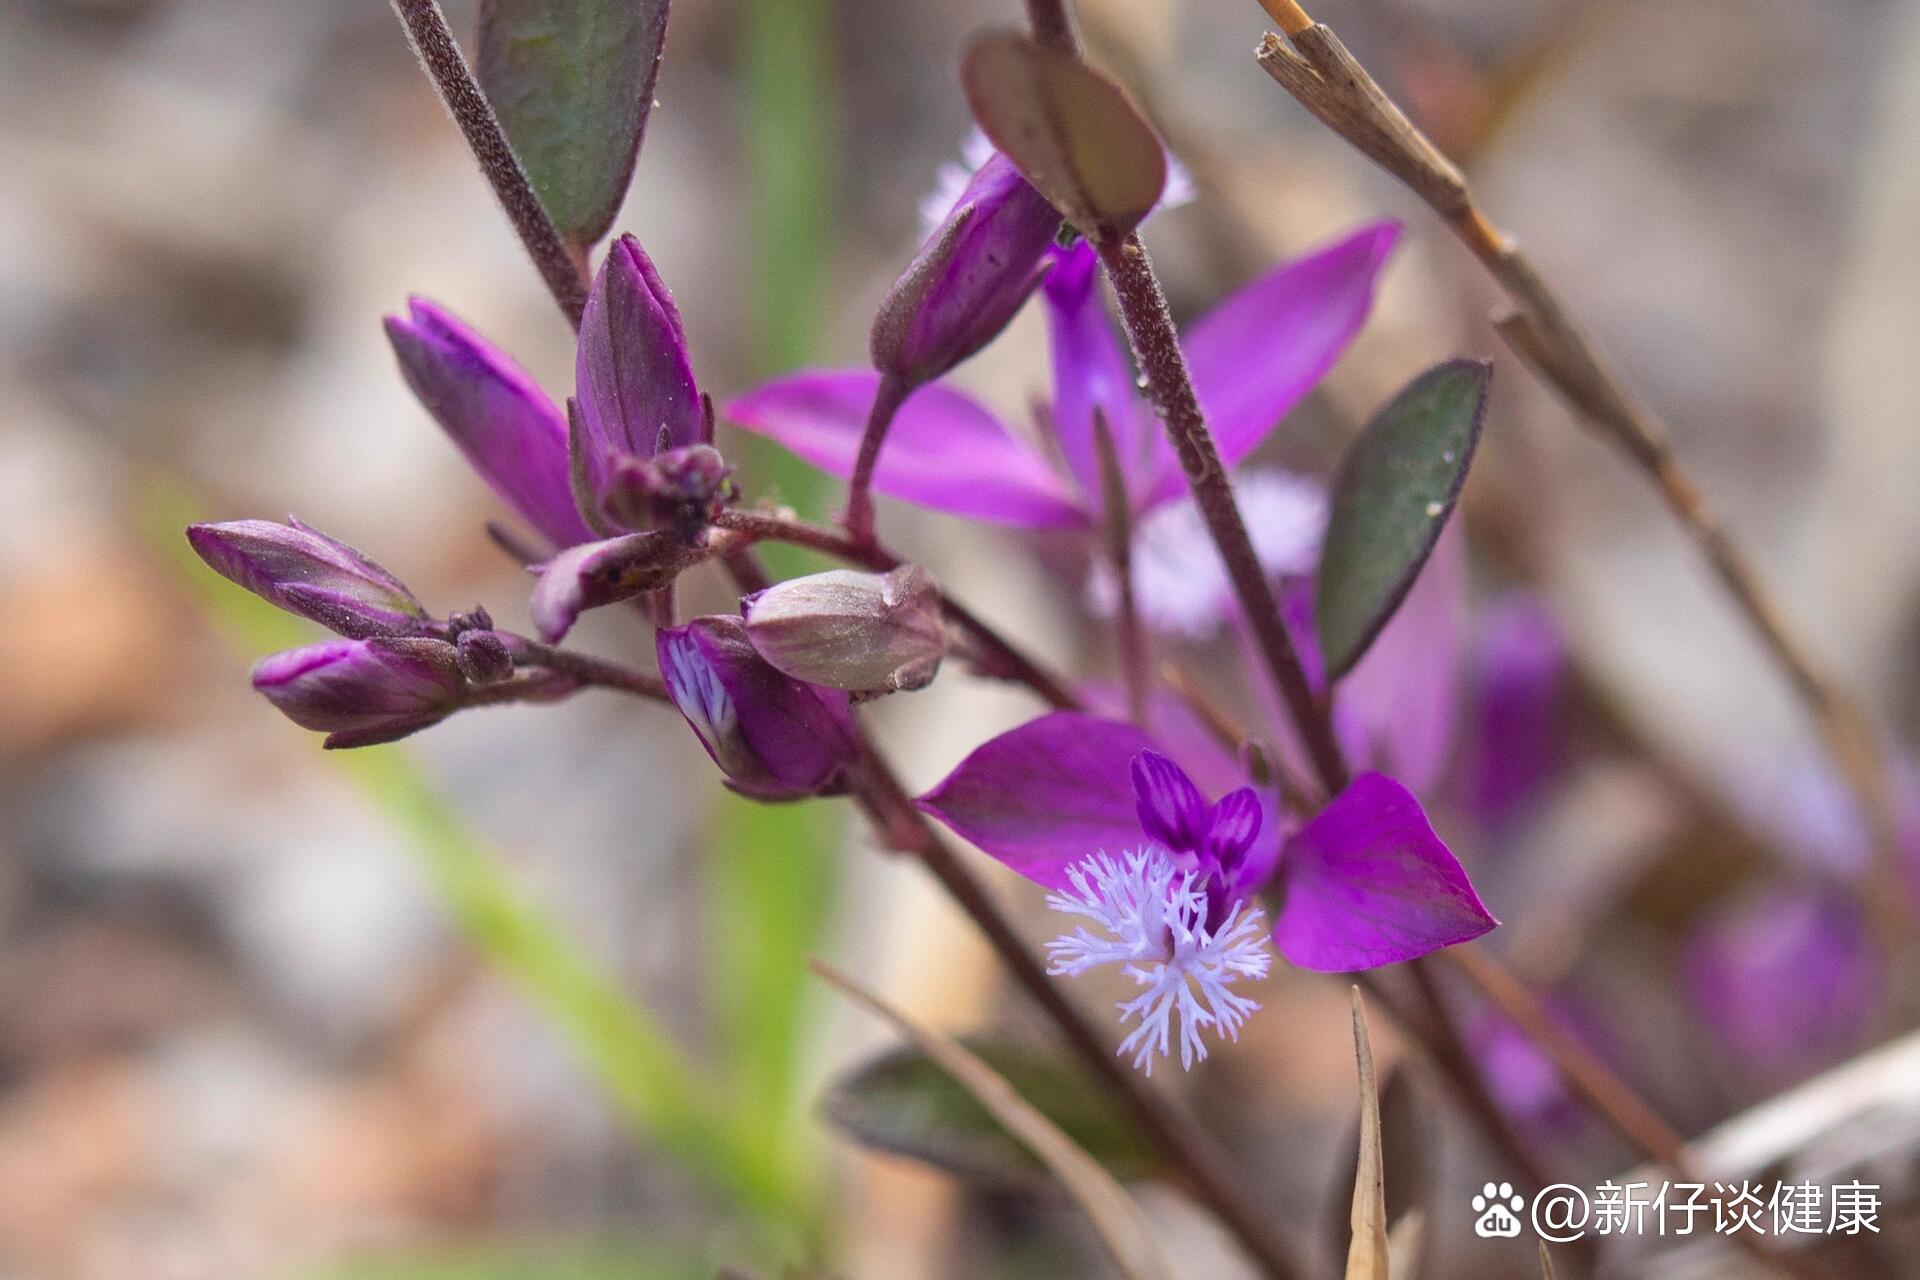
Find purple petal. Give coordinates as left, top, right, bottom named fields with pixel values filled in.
left=726, top=371, right=1088, bottom=528
left=385, top=300, right=594, bottom=549
left=1273, top=772, right=1496, bottom=971
left=1042, top=241, right=1147, bottom=510
left=1206, top=787, right=1263, bottom=876
left=1336, top=520, right=1465, bottom=792
left=918, top=712, right=1159, bottom=887
left=575, top=237, right=704, bottom=494
left=1145, top=222, right=1400, bottom=508
left=1131, top=749, right=1208, bottom=852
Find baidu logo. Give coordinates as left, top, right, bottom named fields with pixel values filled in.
left=1473, top=1182, right=1526, bottom=1238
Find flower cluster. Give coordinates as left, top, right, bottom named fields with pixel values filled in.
left=192, top=108, right=1503, bottom=1076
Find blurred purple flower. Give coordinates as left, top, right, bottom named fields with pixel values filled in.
left=252, top=636, right=467, bottom=749
left=1465, top=594, right=1570, bottom=830
left=657, top=616, right=862, bottom=801
left=918, top=712, right=1496, bottom=985
left=730, top=225, right=1398, bottom=633
left=1685, top=884, right=1883, bottom=1088
left=188, top=518, right=430, bottom=640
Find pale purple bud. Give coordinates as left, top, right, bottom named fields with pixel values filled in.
left=657, top=616, right=860, bottom=801
left=600, top=443, right=733, bottom=537
left=742, top=566, right=946, bottom=694
left=187, top=518, right=428, bottom=639
left=529, top=530, right=708, bottom=643
left=252, top=637, right=466, bottom=748
left=574, top=236, right=704, bottom=510
left=871, top=153, right=1060, bottom=385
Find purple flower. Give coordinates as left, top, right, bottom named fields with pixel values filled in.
left=252, top=637, right=467, bottom=748
left=385, top=299, right=594, bottom=551
left=918, top=712, right=1496, bottom=1067
left=657, top=616, right=862, bottom=801
left=873, top=152, right=1062, bottom=386
left=730, top=225, right=1398, bottom=633
left=1685, top=884, right=1883, bottom=1088
left=187, top=518, right=429, bottom=640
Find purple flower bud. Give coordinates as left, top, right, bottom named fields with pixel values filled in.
left=384, top=300, right=594, bottom=551
left=574, top=236, right=704, bottom=512
left=187, top=518, right=429, bottom=639
left=529, top=530, right=708, bottom=642
left=600, top=443, right=733, bottom=537
left=871, top=153, right=1060, bottom=386
left=657, top=616, right=860, bottom=801
left=742, top=566, right=946, bottom=694
left=252, top=637, right=466, bottom=748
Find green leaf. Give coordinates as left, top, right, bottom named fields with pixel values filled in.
left=961, top=29, right=1166, bottom=243
left=821, top=1038, right=1161, bottom=1190
left=817, top=966, right=1177, bottom=1280
left=477, top=0, right=669, bottom=245
left=1315, top=359, right=1489, bottom=680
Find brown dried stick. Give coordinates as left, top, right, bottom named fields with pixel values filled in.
left=1253, top=7, right=1901, bottom=919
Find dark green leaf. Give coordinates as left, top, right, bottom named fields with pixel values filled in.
left=961, top=30, right=1166, bottom=243
left=478, top=0, right=669, bottom=245
left=822, top=1039, right=1161, bottom=1189
left=1316, top=359, right=1489, bottom=680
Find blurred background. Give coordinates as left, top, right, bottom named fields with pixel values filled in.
left=4, top=0, right=1920, bottom=1276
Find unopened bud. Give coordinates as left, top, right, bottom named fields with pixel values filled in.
left=252, top=637, right=466, bottom=748
left=742, top=566, right=945, bottom=694
left=871, top=153, right=1060, bottom=385
left=188, top=518, right=428, bottom=639
left=530, top=530, right=708, bottom=642
left=656, top=616, right=860, bottom=800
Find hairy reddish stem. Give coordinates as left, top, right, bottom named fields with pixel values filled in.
left=390, top=0, right=590, bottom=326
left=1096, top=233, right=1351, bottom=793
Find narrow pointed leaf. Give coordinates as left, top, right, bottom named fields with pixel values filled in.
left=1346, top=989, right=1390, bottom=1280
left=478, top=0, right=670, bottom=244
left=961, top=30, right=1166, bottom=242
left=1539, top=1243, right=1558, bottom=1279
left=815, top=962, right=1180, bottom=1280
left=1316, top=359, right=1489, bottom=680
left=821, top=1039, right=1160, bottom=1190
